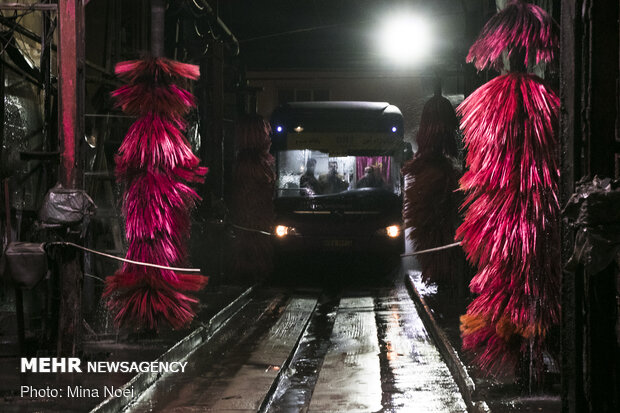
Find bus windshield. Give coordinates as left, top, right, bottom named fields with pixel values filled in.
left=276, top=149, right=401, bottom=197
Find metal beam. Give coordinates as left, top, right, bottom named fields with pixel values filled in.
left=0, top=64, right=4, bottom=176
left=0, top=58, right=42, bottom=87
left=0, top=14, right=114, bottom=77
left=0, top=3, right=57, bottom=11
left=559, top=2, right=584, bottom=413
left=41, top=7, right=52, bottom=154
left=57, top=0, right=84, bottom=188
left=56, top=0, right=85, bottom=358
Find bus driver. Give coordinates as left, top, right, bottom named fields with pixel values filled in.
left=320, top=161, right=348, bottom=194
left=300, top=158, right=321, bottom=195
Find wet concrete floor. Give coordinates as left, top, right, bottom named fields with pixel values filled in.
left=127, top=276, right=467, bottom=412
left=0, top=287, right=248, bottom=413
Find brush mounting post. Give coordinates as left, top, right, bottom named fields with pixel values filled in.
left=433, top=74, right=442, bottom=97
left=509, top=47, right=528, bottom=73
left=151, top=0, right=166, bottom=57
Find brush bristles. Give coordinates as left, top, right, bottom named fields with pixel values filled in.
left=467, top=0, right=558, bottom=71
left=402, top=94, right=462, bottom=285
left=115, top=58, right=200, bottom=82
left=229, top=116, right=276, bottom=280
left=415, top=95, right=459, bottom=158
left=402, top=155, right=462, bottom=284
left=106, top=58, right=207, bottom=330
left=104, top=281, right=204, bottom=330
left=456, top=72, right=560, bottom=375
left=112, top=84, right=196, bottom=116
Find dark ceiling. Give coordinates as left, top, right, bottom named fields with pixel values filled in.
left=215, top=0, right=477, bottom=71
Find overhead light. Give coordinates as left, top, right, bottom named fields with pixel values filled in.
left=294, top=125, right=303, bottom=133
left=378, top=13, right=432, bottom=65
left=276, top=125, right=284, bottom=133
left=391, top=126, right=398, bottom=133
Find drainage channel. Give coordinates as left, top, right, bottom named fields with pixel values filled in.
left=259, top=295, right=340, bottom=413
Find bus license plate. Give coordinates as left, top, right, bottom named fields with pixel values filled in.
left=323, top=239, right=353, bottom=248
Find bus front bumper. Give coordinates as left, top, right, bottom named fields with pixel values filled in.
left=272, top=233, right=404, bottom=255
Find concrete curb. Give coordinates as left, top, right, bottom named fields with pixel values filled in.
left=89, top=285, right=255, bottom=413
left=404, top=273, right=490, bottom=413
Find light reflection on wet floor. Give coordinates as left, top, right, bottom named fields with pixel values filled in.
left=374, top=287, right=467, bottom=412
left=307, top=297, right=383, bottom=412
left=126, top=282, right=466, bottom=413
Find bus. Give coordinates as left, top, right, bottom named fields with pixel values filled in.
left=269, top=101, right=411, bottom=259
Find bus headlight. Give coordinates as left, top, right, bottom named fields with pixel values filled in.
left=377, top=225, right=401, bottom=238
left=274, top=225, right=297, bottom=237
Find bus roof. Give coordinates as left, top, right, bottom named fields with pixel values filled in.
left=270, top=101, right=404, bottom=153
left=271, top=101, right=403, bottom=131
left=278, top=101, right=398, bottom=113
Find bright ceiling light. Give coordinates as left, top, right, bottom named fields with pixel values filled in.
left=378, top=14, right=432, bottom=65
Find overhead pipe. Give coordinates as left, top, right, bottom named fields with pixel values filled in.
left=0, top=3, right=57, bottom=11
left=189, top=0, right=240, bottom=56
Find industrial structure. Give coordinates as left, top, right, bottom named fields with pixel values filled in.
left=0, top=1, right=618, bottom=412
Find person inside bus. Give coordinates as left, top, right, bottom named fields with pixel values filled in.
left=300, top=158, right=321, bottom=195
left=319, top=161, right=348, bottom=194
left=357, top=165, right=384, bottom=188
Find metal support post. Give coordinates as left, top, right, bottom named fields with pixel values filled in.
left=57, top=0, right=85, bottom=357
